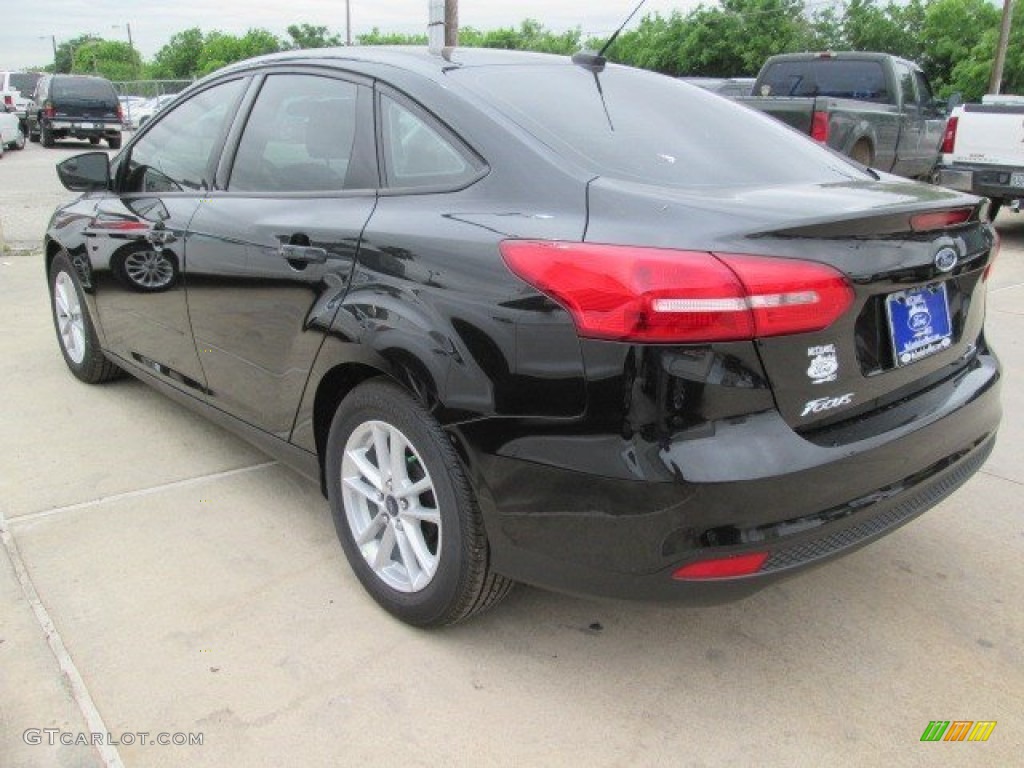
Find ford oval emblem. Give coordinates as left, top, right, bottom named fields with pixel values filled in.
left=934, top=247, right=958, bottom=273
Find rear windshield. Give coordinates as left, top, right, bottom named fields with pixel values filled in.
left=756, top=60, right=890, bottom=102
left=9, top=73, right=41, bottom=95
left=449, top=64, right=867, bottom=189
left=52, top=77, right=118, bottom=103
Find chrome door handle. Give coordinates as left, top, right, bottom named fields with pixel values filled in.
left=279, top=243, right=328, bottom=264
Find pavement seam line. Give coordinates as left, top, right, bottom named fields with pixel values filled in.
left=8, top=461, right=279, bottom=525
left=989, top=281, right=1024, bottom=294
left=0, top=511, right=125, bottom=768
left=979, top=468, right=1024, bottom=487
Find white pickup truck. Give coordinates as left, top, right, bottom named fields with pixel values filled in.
left=934, top=94, right=1024, bottom=219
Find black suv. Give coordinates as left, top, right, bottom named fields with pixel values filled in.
left=29, top=75, right=122, bottom=149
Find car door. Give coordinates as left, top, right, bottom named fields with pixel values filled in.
left=83, top=77, right=248, bottom=391
left=914, top=70, right=945, bottom=168
left=183, top=70, right=378, bottom=438
left=892, top=61, right=926, bottom=177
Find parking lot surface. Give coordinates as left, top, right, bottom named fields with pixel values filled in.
left=1, top=138, right=1022, bottom=767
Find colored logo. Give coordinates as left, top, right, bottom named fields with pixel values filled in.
left=933, top=247, right=958, bottom=273
left=920, top=721, right=996, bottom=742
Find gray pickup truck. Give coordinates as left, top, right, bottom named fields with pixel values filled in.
left=736, top=52, right=947, bottom=179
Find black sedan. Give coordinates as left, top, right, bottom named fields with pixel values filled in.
left=44, top=47, right=1001, bottom=626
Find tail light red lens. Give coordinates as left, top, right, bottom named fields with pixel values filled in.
left=672, top=552, right=769, bottom=580
left=810, top=110, right=829, bottom=142
left=909, top=207, right=973, bottom=232
left=940, top=116, right=958, bottom=154
left=3, top=94, right=12, bottom=108
left=117, top=105, right=124, bottom=122
left=499, top=241, right=853, bottom=343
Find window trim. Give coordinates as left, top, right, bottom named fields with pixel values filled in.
left=374, top=84, right=488, bottom=196
left=216, top=66, right=379, bottom=199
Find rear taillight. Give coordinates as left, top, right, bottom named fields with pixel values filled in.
left=43, top=102, right=55, bottom=119
left=2, top=94, right=12, bottom=108
left=810, top=110, right=829, bottom=142
left=117, top=105, right=124, bottom=122
left=940, top=116, right=958, bottom=154
left=499, top=241, right=854, bottom=343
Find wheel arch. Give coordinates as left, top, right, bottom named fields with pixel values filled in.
left=307, top=347, right=444, bottom=495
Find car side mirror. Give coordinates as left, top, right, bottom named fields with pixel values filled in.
left=56, top=152, right=111, bottom=192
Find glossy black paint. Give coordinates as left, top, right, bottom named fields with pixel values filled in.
left=45, top=48, right=1001, bottom=602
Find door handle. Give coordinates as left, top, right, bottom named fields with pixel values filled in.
left=279, top=243, right=328, bottom=264
left=145, top=229, right=177, bottom=246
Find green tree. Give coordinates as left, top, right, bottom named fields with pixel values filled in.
left=55, top=34, right=101, bottom=74
left=151, top=28, right=205, bottom=78
left=921, top=0, right=1000, bottom=94
left=71, top=40, right=142, bottom=80
left=285, top=24, right=343, bottom=49
left=356, top=27, right=428, bottom=45
left=195, top=29, right=282, bottom=76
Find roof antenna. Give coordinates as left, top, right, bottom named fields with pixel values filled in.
left=572, top=0, right=649, bottom=73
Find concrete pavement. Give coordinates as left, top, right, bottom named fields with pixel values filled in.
left=2, top=138, right=1022, bottom=767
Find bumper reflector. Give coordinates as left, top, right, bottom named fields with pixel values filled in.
left=672, top=552, right=769, bottom=580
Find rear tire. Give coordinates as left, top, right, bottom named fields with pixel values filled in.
left=48, top=251, right=121, bottom=384
left=850, top=140, right=874, bottom=167
left=89, top=137, right=100, bottom=145
left=325, top=379, right=514, bottom=626
left=13, top=127, right=26, bottom=150
left=41, top=122, right=55, bottom=147
left=108, top=134, right=122, bottom=150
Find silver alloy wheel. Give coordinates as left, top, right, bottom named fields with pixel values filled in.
left=124, top=250, right=174, bottom=289
left=341, top=420, right=442, bottom=593
left=54, top=271, right=86, bottom=364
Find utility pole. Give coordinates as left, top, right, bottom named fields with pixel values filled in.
left=989, top=0, right=1014, bottom=94
left=445, top=0, right=458, bottom=47
left=346, top=0, right=351, bottom=45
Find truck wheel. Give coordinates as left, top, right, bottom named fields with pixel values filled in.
left=850, top=140, right=873, bottom=167
left=41, top=123, right=55, bottom=147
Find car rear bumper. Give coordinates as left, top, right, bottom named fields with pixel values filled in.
left=935, top=162, right=1024, bottom=204
left=48, top=120, right=120, bottom=138
left=458, top=350, right=1001, bottom=601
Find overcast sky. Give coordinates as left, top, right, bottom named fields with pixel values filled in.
left=1, top=0, right=702, bottom=71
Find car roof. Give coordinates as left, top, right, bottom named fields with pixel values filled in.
left=213, top=45, right=573, bottom=80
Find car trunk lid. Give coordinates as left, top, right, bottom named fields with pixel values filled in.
left=583, top=176, right=997, bottom=433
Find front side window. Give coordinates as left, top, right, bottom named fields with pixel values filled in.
left=124, top=78, right=246, bottom=193
left=380, top=94, right=477, bottom=189
left=229, top=74, right=363, bottom=193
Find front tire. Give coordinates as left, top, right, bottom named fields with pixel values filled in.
left=48, top=251, right=121, bottom=383
left=325, top=379, right=513, bottom=626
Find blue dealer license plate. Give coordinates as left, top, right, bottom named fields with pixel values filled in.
left=885, top=283, right=953, bottom=366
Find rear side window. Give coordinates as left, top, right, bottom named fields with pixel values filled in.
left=52, top=77, right=118, bottom=103
left=229, top=74, right=362, bottom=193
left=757, top=60, right=889, bottom=102
left=10, top=73, right=41, bottom=95
left=380, top=94, right=479, bottom=189
left=450, top=65, right=868, bottom=189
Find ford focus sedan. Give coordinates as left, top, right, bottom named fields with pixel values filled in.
left=44, top=47, right=1001, bottom=626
